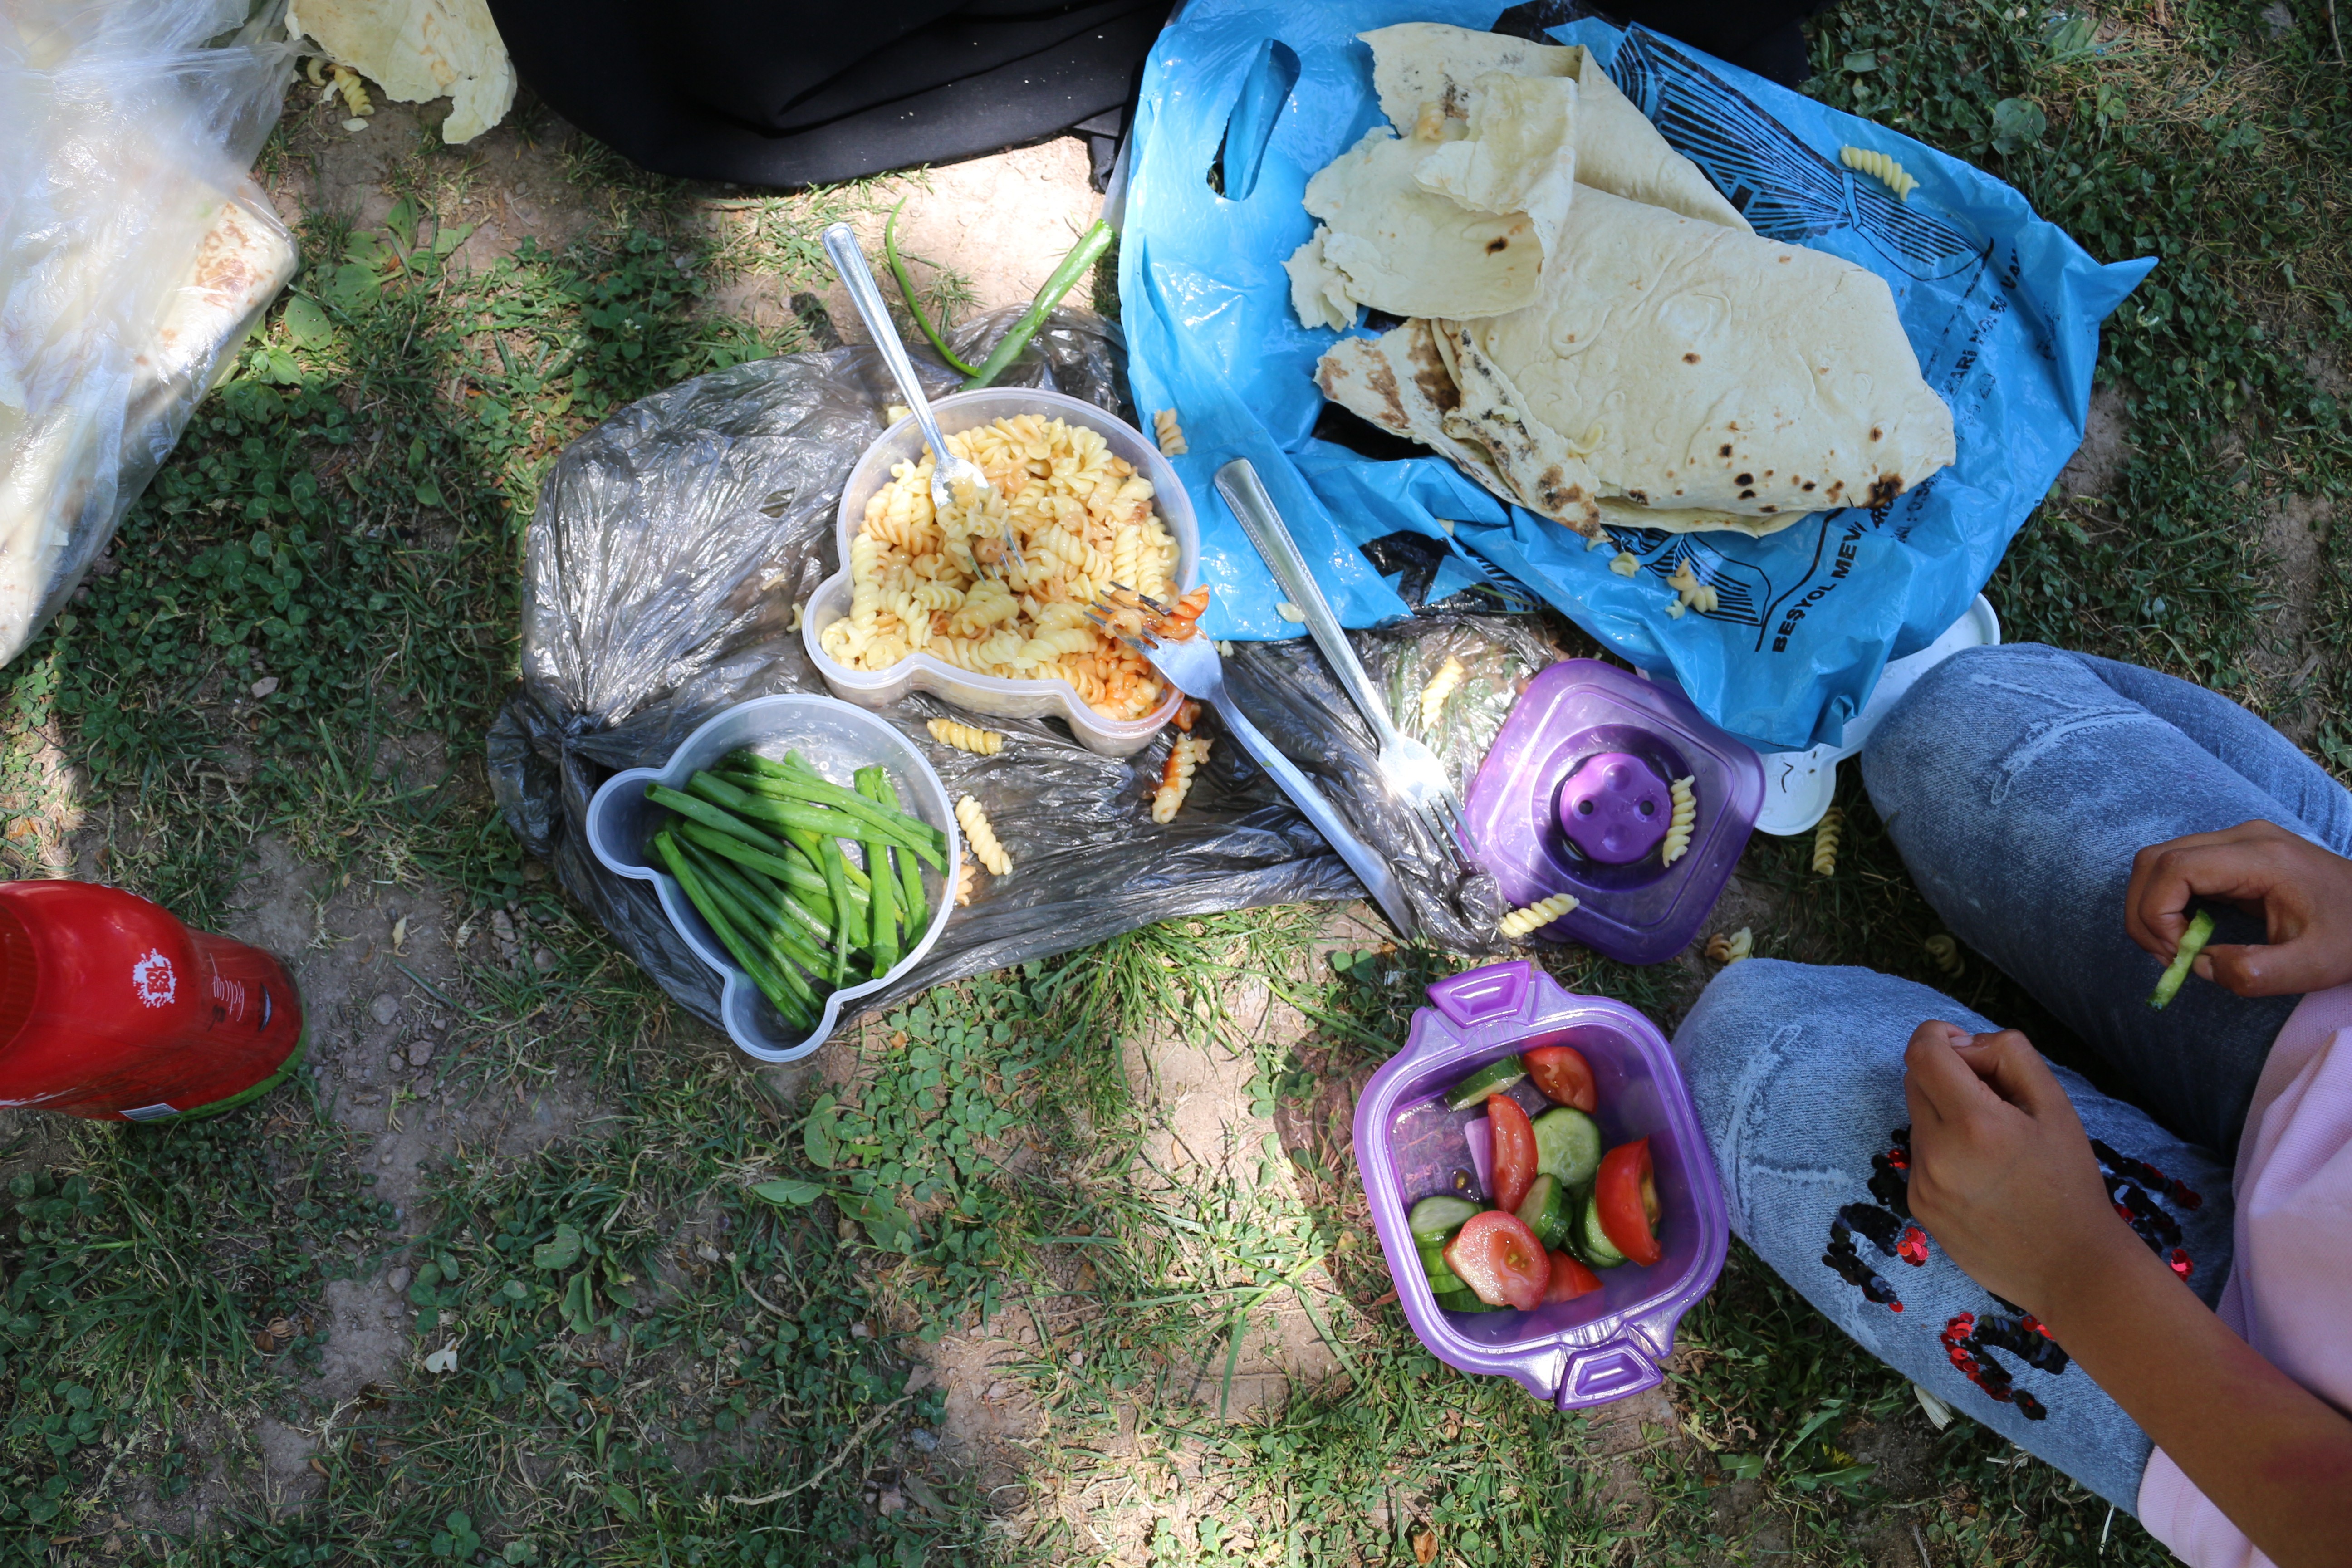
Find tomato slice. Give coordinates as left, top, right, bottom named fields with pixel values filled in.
left=1543, top=1249, right=1602, bottom=1304
left=1522, top=1045, right=1597, bottom=1112
left=1595, top=1137, right=1663, bottom=1266
left=1441, top=1211, right=1550, bottom=1311
left=1485, top=1093, right=1537, bottom=1215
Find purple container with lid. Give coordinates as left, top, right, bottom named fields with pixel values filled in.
left=1354, top=960, right=1729, bottom=1409
left=1467, top=659, right=1764, bottom=965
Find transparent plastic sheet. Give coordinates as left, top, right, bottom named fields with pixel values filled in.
left=490, top=308, right=1558, bottom=1033
left=0, top=0, right=299, bottom=667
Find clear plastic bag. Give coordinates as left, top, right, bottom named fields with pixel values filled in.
left=490, top=308, right=1561, bottom=1033
left=0, top=0, right=298, bottom=667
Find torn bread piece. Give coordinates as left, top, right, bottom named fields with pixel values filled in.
left=1446, top=188, right=1953, bottom=523
left=1358, top=22, right=1749, bottom=231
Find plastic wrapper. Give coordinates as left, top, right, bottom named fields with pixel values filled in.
left=1117, top=3, right=2153, bottom=750
left=491, top=308, right=1563, bottom=1033
left=0, top=0, right=299, bottom=668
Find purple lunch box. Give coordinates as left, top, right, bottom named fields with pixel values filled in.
left=1465, top=659, right=1763, bottom=965
left=1354, top=960, right=1730, bottom=1409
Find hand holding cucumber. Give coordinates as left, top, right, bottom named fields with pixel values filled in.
left=2126, top=821, right=2352, bottom=999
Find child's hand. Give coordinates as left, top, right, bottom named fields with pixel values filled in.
left=1902, top=1021, right=2138, bottom=1319
left=2126, top=821, right=2352, bottom=997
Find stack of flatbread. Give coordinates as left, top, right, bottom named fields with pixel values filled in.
left=1300, top=24, right=1954, bottom=538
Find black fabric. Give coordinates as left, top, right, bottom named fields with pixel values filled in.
left=486, top=0, right=1174, bottom=188
left=1494, top=0, right=1834, bottom=86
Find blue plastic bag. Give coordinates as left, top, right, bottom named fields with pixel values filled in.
left=1117, top=3, right=2152, bottom=750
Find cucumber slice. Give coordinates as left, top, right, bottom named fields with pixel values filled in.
left=1443, top=1055, right=1528, bottom=1112
left=1434, top=1288, right=1504, bottom=1314
left=1514, top=1174, right=1572, bottom=1251
left=1532, top=1107, right=1603, bottom=1189
left=1408, top=1194, right=1483, bottom=1245
left=1423, top=1257, right=1466, bottom=1295
left=1580, top=1188, right=1627, bottom=1268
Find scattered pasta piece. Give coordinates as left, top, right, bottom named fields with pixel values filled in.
left=1151, top=735, right=1212, bottom=823
left=304, top=56, right=327, bottom=87
left=1275, top=601, right=1306, bottom=622
left=927, top=717, right=1004, bottom=755
left=1925, top=933, right=1963, bottom=977
left=1812, top=806, right=1844, bottom=876
left=1705, top=927, right=1754, bottom=964
left=1839, top=145, right=1919, bottom=201
left=1172, top=698, right=1203, bottom=732
left=787, top=601, right=804, bottom=632
left=1663, top=600, right=1685, bottom=620
left=1498, top=892, right=1578, bottom=939
left=1609, top=551, right=1640, bottom=577
left=1419, top=655, right=1466, bottom=732
left=1661, top=776, right=1697, bottom=865
left=818, top=414, right=1180, bottom=721
left=884, top=403, right=911, bottom=425
left=1666, top=560, right=1720, bottom=614
left=1153, top=408, right=1188, bottom=456
left=956, top=796, right=1013, bottom=876
left=1153, top=585, right=1213, bottom=640
left=955, top=864, right=979, bottom=906
left=330, top=64, right=373, bottom=117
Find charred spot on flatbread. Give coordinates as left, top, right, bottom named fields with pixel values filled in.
left=1870, top=426, right=1884, bottom=441
left=1718, top=443, right=1733, bottom=458
left=1683, top=353, right=1700, bottom=364
left=1867, top=475, right=1903, bottom=507
left=1735, top=472, right=1754, bottom=485
left=1624, top=488, right=1648, bottom=504
left=1406, top=337, right=1461, bottom=412
left=1485, top=236, right=1510, bottom=254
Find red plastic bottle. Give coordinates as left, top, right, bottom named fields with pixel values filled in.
left=0, top=881, right=306, bottom=1121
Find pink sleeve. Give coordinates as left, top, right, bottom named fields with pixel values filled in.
left=2136, top=984, right=2352, bottom=1568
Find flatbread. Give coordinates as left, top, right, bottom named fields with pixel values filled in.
left=1318, top=318, right=1797, bottom=538
left=1446, top=187, right=1954, bottom=525
left=1290, top=74, right=1575, bottom=322
left=1358, top=23, right=1750, bottom=231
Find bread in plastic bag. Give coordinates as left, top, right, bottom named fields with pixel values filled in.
left=0, top=0, right=298, bottom=668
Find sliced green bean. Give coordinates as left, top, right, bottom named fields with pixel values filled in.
left=731, top=764, right=948, bottom=866
left=2148, top=908, right=2217, bottom=1010
left=691, top=858, right=829, bottom=1017
left=690, top=847, right=837, bottom=980
left=690, top=771, right=937, bottom=866
left=876, top=774, right=930, bottom=934
left=678, top=818, right=830, bottom=904
left=645, top=783, right=788, bottom=855
left=653, top=832, right=812, bottom=1028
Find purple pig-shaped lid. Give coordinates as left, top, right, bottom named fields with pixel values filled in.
left=1467, top=660, right=1764, bottom=965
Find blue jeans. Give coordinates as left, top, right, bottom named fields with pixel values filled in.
left=1672, top=644, right=2352, bottom=1512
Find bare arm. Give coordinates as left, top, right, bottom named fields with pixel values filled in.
left=1904, top=1024, right=2352, bottom=1568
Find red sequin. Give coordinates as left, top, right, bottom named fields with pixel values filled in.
left=2022, top=1315, right=2055, bottom=1340
left=1896, top=1225, right=1931, bottom=1266
left=2169, top=1248, right=2193, bottom=1279
left=1886, top=1147, right=1910, bottom=1171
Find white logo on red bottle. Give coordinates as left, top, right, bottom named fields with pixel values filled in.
left=131, top=950, right=177, bottom=1007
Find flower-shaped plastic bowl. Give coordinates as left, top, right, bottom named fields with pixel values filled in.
left=584, top=694, right=959, bottom=1062
left=802, top=386, right=1200, bottom=757
left=1355, top=960, right=1730, bottom=1409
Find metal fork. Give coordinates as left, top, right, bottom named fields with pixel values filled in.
left=1087, top=599, right=1415, bottom=934
left=821, top=222, right=1021, bottom=572
left=1213, top=459, right=1475, bottom=864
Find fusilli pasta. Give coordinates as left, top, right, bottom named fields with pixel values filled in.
left=1419, top=655, right=1465, bottom=732
left=1498, top=892, right=1578, bottom=939
left=1609, top=551, right=1640, bottom=577
left=955, top=864, right=979, bottom=906
left=1153, top=408, right=1188, bottom=456
left=1925, top=933, right=1963, bottom=977
left=1812, top=806, right=1843, bottom=876
left=1151, top=735, right=1211, bottom=823
left=1705, top=927, right=1753, bottom=964
left=956, top=795, right=1012, bottom=876
left=1661, top=776, right=1697, bottom=865
left=927, top=718, right=1004, bottom=755
left=820, top=415, right=1182, bottom=721
left=1839, top=146, right=1919, bottom=202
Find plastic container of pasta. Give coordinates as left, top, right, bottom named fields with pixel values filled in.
left=802, top=387, right=1200, bottom=757
left=583, top=694, right=960, bottom=1064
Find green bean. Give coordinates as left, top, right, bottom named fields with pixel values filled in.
left=2148, top=908, right=2216, bottom=1010
left=645, top=784, right=788, bottom=854
left=858, top=766, right=902, bottom=976
left=689, top=847, right=837, bottom=980
left=876, top=773, right=930, bottom=934
left=677, top=818, right=832, bottom=908
left=962, top=220, right=1115, bottom=391
left=653, top=832, right=813, bottom=1027
left=715, top=767, right=947, bottom=868
left=690, top=771, right=936, bottom=865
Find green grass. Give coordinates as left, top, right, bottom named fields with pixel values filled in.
left=0, top=0, right=2344, bottom=1561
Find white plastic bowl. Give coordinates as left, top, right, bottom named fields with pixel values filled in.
left=803, top=387, right=1200, bottom=757
left=584, top=694, right=960, bottom=1063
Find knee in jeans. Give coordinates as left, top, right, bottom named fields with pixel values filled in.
left=1862, top=644, right=2072, bottom=804
left=1673, top=957, right=1823, bottom=1093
